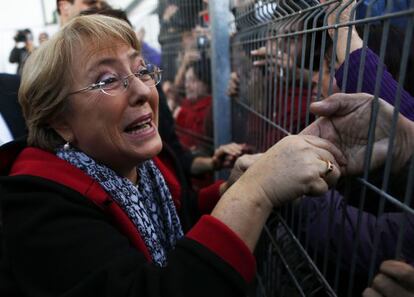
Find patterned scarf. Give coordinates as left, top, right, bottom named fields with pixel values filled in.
left=56, top=148, right=184, bottom=267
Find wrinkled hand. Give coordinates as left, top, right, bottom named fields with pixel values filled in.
left=212, top=143, right=249, bottom=170
left=227, top=72, right=240, bottom=97
left=237, top=135, right=344, bottom=208
left=225, top=153, right=263, bottom=190
left=363, top=261, right=414, bottom=297
left=301, top=93, right=414, bottom=175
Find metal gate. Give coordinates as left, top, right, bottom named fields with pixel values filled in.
left=158, top=0, right=414, bottom=296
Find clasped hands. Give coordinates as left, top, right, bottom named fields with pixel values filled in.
left=227, top=92, right=414, bottom=209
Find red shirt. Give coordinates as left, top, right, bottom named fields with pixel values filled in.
left=175, top=95, right=212, bottom=150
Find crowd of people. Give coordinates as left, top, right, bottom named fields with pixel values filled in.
left=0, top=0, right=413, bottom=297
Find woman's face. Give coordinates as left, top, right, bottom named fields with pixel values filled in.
left=185, top=67, right=209, bottom=101
left=57, top=42, right=162, bottom=181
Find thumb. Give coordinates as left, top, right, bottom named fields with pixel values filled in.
left=310, top=93, right=372, bottom=117
left=310, top=95, right=345, bottom=117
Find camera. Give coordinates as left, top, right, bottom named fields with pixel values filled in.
left=14, top=30, right=27, bottom=43
left=197, top=35, right=209, bottom=50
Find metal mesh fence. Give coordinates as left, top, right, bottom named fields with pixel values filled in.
left=158, top=0, right=214, bottom=155
left=159, top=0, right=414, bottom=296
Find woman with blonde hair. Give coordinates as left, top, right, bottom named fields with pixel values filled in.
left=0, top=15, right=342, bottom=297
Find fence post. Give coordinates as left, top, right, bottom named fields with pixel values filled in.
left=209, top=0, right=232, bottom=157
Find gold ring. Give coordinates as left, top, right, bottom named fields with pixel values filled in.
left=325, top=160, right=334, bottom=175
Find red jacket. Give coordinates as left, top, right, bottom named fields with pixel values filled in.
left=0, top=142, right=255, bottom=290
left=175, top=95, right=213, bottom=150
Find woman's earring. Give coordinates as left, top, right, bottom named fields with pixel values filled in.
left=63, top=141, right=71, bottom=151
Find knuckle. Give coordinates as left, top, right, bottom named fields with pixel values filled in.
left=398, top=267, right=414, bottom=281
left=372, top=274, right=388, bottom=290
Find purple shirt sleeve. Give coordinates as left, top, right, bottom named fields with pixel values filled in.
left=141, top=42, right=161, bottom=67
left=300, top=191, right=414, bottom=273
left=335, top=47, right=414, bottom=121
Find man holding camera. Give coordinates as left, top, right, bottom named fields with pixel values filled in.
left=8, top=29, right=34, bottom=76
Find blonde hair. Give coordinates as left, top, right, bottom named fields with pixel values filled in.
left=19, top=14, right=140, bottom=151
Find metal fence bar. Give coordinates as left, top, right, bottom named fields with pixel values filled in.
left=210, top=0, right=233, bottom=178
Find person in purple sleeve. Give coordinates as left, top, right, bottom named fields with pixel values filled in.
left=320, top=0, right=414, bottom=120
left=302, top=92, right=414, bottom=297
left=304, top=6, right=414, bottom=289
left=305, top=2, right=414, bottom=286
left=137, top=28, right=162, bottom=67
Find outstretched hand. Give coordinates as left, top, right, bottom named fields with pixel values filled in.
left=235, top=135, right=343, bottom=208
left=320, top=0, right=355, bottom=31
left=301, top=93, right=414, bottom=175
left=251, top=45, right=295, bottom=75
left=319, top=0, right=362, bottom=63
left=220, top=153, right=263, bottom=195
left=363, top=260, right=414, bottom=297
left=212, top=143, right=250, bottom=170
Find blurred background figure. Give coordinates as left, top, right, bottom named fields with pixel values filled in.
left=137, top=27, right=162, bottom=67
left=0, top=73, right=26, bottom=144
left=175, top=58, right=212, bottom=153
left=8, top=29, right=34, bottom=76
left=56, top=0, right=109, bottom=26
left=38, top=32, right=49, bottom=45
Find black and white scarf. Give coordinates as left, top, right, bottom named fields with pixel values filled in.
left=56, top=148, right=184, bottom=267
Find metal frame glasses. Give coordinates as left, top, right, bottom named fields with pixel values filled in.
left=68, top=63, right=162, bottom=97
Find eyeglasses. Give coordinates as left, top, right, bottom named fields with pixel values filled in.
left=68, top=63, right=162, bottom=97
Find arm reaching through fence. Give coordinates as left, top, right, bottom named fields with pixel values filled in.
left=321, top=0, right=414, bottom=120
left=301, top=93, right=414, bottom=175
left=190, top=142, right=249, bottom=175
left=320, top=0, right=363, bottom=65
left=212, top=134, right=343, bottom=251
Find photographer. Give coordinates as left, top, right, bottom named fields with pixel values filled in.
left=9, top=29, right=34, bottom=76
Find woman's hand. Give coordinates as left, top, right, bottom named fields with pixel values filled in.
left=251, top=44, right=294, bottom=77
left=301, top=93, right=414, bottom=175
left=220, top=153, right=263, bottom=195
left=363, top=261, right=414, bottom=297
left=250, top=43, right=310, bottom=82
left=320, top=0, right=355, bottom=34
left=191, top=143, right=250, bottom=176
left=236, top=135, right=344, bottom=208
left=212, top=143, right=249, bottom=170
left=251, top=45, right=293, bottom=68
left=212, top=135, right=343, bottom=251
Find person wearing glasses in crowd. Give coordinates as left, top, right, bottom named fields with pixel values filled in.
left=0, top=14, right=346, bottom=297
